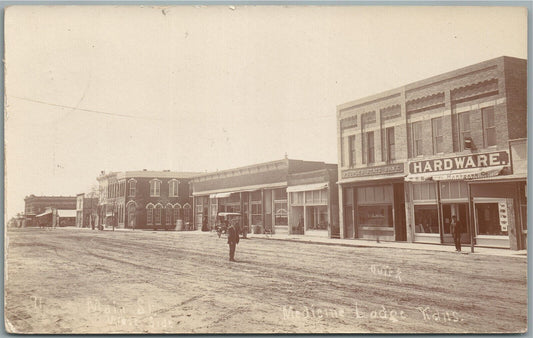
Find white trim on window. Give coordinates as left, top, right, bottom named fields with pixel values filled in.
left=169, top=179, right=180, bottom=197
left=150, top=179, right=162, bottom=197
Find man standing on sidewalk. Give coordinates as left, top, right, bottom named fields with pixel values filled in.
left=227, top=222, right=239, bottom=262
left=450, top=215, right=462, bottom=252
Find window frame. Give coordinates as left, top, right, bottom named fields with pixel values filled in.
left=168, top=179, right=180, bottom=197
left=384, top=126, right=395, bottom=162
left=146, top=204, right=154, bottom=225
left=412, top=121, right=424, bottom=157
left=482, top=106, right=496, bottom=147
left=367, top=131, right=375, bottom=164
left=458, top=111, right=472, bottom=151
left=128, top=179, right=137, bottom=197
left=348, top=135, right=356, bottom=167
left=432, top=117, right=444, bottom=154
left=154, top=204, right=162, bottom=225
left=150, top=179, right=162, bottom=197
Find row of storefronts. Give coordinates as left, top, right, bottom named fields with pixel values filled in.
left=192, top=159, right=339, bottom=238
left=339, top=144, right=526, bottom=250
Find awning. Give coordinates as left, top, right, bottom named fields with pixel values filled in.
left=36, top=210, right=52, bottom=217
left=287, top=182, right=328, bottom=193
left=194, top=182, right=287, bottom=197
left=58, top=210, right=76, bottom=218
left=405, top=165, right=506, bottom=182
left=214, top=192, right=232, bottom=198
left=469, top=172, right=527, bottom=184
left=337, top=173, right=406, bottom=185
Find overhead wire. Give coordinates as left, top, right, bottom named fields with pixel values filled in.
left=8, top=95, right=162, bottom=121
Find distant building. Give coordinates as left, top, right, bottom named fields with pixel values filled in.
left=192, top=159, right=339, bottom=237
left=23, top=195, right=76, bottom=227
left=336, top=56, right=526, bottom=250
left=96, top=170, right=199, bottom=230
left=76, top=193, right=99, bottom=228
left=34, top=207, right=76, bottom=228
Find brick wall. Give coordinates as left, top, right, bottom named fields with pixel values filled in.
left=504, top=57, right=527, bottom=140
left=337, top=57, right=526, bottom=172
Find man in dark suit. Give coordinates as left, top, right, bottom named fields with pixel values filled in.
left=227, top=222, right=240, bottom=262
left=450, top=215, right=462, bottom=252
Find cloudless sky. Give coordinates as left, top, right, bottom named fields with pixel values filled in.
left=4, top=5, right=527, bottom=219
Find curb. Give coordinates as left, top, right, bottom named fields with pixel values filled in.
left=247, top=235, right=527, bottom=258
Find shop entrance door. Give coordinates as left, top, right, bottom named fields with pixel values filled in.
left=441, top=203, right=470, bottom=244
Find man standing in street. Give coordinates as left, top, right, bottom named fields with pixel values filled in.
left=450, top=215, right=462, bottom=252
left=227, top=221, right=239, bottom=262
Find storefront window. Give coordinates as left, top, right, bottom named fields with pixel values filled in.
left=274, top=188, right=287, bottom=200
left=358, top=205, right=393, bottom=228
left=225, top=203, right=241, bottom=213
left=412, top=182, right=437, bottom=201
left=307, top=206, right=328, bottom=230
left=357, top=185, right=393, bottom=204
left=291, top=192, right=304, bottom=205
left=305, top=191, right=313, bottom=204
left=274, top=201, right=287, bottom=226
left=251, top=191, right=262, bottom=201
left=414, top=205, right=439, bottom=233
left=475, top=203, right=507, bottom=236
left=251, top=202, right=262, bottom=225
left=440, top=181, right=468, bottom=200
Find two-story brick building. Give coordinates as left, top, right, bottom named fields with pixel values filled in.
left=337, top=56, right=526, bottom=250
left=192, top=158, right=338, bottom=237
left=97, top=170, right=199, bottom=230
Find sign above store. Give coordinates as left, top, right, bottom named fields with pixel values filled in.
left=342, top=163, right=404, bottom=179
left=409, top=151, right=509, bottom=174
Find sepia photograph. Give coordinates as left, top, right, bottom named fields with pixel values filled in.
left=3, top=4, right=529, bottom=334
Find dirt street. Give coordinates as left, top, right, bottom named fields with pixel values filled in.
left=4, top=228, right=527, bottom=334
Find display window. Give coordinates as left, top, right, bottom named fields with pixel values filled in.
left=475, top=202, right=508, bottom=236
left=414, top=205, right=439, bottom=234
left=306, top=206, right=328, bottom=230
left=412, top=182, right=437, bottom=201
left=440, top=181, right=468, bottom=200
left=358, top=205, right=393, bottom=228
left=251, top=202, right=262, bottom=225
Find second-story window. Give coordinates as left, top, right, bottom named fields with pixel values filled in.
left=150, top=179, right=161, bottom=197
left=169, top=180, right=179, bottom=197
left=432, top=117, right=444, bottom=154
left=412, top=121, right=423, bottom=157
left=384, top=127, right=395, bottom=162
left=348, top=135, right=356, bottom=166
left=362, top=131, right=375, bottom=164
left=129, top=180, right=136, bottom=197
left=458, top=112, right=471, bottom=151
left=482, top=106, right=496, bottom=147
left=366, top=131, right=375, bottom=163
